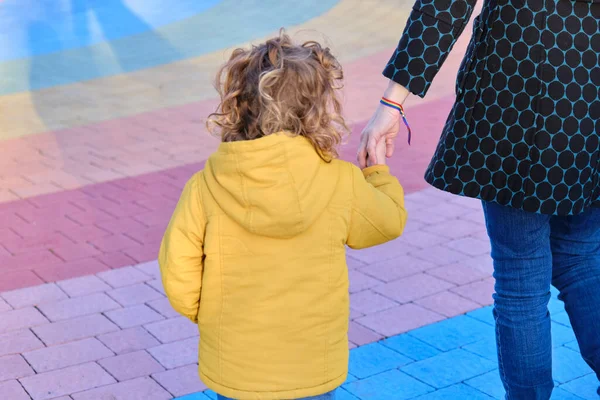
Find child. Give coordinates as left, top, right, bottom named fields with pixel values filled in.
left=159, top=32, right=407, bottom=400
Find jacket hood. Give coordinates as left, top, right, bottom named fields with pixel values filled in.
left=202, top=133, right=338, bottom=238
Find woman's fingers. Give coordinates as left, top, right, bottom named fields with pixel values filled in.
left=386, top=136, right=396, bottom=158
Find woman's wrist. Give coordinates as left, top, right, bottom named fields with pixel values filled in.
left=383, top=80, right=410, bottom=104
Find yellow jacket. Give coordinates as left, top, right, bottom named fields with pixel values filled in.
left=159, top=133, right=407, bottom=399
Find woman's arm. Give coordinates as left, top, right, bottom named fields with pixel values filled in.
left=384, top=0, right=478, bottom=97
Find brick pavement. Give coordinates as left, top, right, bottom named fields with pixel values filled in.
left=0, top=187, right=497, bottom=399
left=1, top=0, right=597, bottom=398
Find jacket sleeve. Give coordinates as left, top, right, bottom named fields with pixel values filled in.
left=383, top=0, right=478, bottom=97
left=158, top=174, right=205, bottom=323
left=347, top=165, right=407, bottom=249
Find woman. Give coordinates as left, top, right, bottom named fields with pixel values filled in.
left=358, top=0, right=600, bottom=399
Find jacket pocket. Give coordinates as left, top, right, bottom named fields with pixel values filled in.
left=455, top=15, right=484, bottom=96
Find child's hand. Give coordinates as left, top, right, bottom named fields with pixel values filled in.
left=367, top=137, right=388, bottom=167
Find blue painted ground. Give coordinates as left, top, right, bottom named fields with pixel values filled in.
left=176, top=289, right=599, bottom=399
left=0, top=0, right=340, bottom=94
left=0, top=0, right=221, bottom=60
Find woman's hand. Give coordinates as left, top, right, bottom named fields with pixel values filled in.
left=358, top=80, right=410, bottom=168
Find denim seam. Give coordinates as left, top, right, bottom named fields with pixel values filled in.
left=494, top=309, right=510, bottom=399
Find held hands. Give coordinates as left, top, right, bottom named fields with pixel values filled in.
left=357, top=81, right=410, bottom=168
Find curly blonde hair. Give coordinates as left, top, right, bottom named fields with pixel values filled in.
left=207, top=31, right=349, bottom=161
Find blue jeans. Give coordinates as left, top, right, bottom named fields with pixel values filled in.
left=216, top=389, right=337, bottom=400
left=483, top=202, right=600, bottom=400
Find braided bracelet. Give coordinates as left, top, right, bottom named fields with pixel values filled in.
left=380, top=97, right=412, bottom=145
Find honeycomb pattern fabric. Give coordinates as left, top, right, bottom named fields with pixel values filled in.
left=384, top=0, right=600, bottom=216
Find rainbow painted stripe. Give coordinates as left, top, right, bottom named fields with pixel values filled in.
left=380, top=96, right=412, bottom=145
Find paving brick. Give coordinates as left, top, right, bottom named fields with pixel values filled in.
left=20, top=362, right=116, bottom=400
left=350, top=290, right=398, bottom=315
left=98, top=266, right=149, bottom=288
left=415, top=290, right=480, bottom=317
left=360, top=255, right=435, bottom=283
left=97, top=326, right=160, bottom=354
left=346, top=239, right=414, bottom=265
left=59, top=225, right=111, bottom=243
left=144, top=316, right=198, bottom=343
left=0, top=307, right=48, bottom=334
left=356, top=304, right=444, bottom=337
left=0, top=242, right=63, bottom=268
left=444, top=237, right=491, bottom=257
left=90, top=234, right=141, bottom=253
left=14, top=217, right=81, bottom=239
left=56, top=275, right=111, bottom=297
left=397, top=230, right=450, bottom=249
left=552, top=321, right=577, bottom=348
left=346, top=256, right=366, bottom=270
left=413, top=383, right=494, bottom=400
left=559, top=373, right=600, bottom=400
left=95, top=217, right=148, bottom=237
left=135, top=260, right=161, bottom=278
left=409, top=315, right=495, bottom=352
left=450, top=278, right=495, bottom=306
left=35, top=259, right=110, bottom=282
left=125, top=225, right=165, bottom=244
left=2, top=232, right=75, bottom=255
left=347, top=321, right=383, bottom=347
left=410, top=245, right=469, bottom=266
left=66, top=208, right=115, bottom=226
left=343, top=369, right=434, bottom=400
left=401, top=349, right=497, bottom=389
left=426, top=263, right=490, bottom=285
left=348, top=270, right=382, bottom=294
left=462, top=337, right=497, bottom=361
left=553, top=311, right=572, bottom=328
left=381, top=334, right=441, bottom=361
left=147, top=298, right=179, bottom=318
left=374, top=273, right=454, bottom=304
left=466, top=306, right=495, bottom=326
left=553, top=346, right=594, bottom=384
left=349, top=342, right=412, bottom=379
left=0, top=270, right=45, bottom=292
left=0, top=354, right=35, bottom=381
left=123, top=242, right=161, bottom=264
left=349, top=308, right=364, bottom=320
left=152, top=364, right=207, bottom=397
left=422, top=219, right=484, bottom=239
left=39, top=292, right=121, bottom=321
left=51, top=242, right=102, bottom=262
left=107, top=283, right=164, bottom=306
left=71, top=376, right=172, bottom=400
left=0, top=329, right=45, bottom=357
left=0, top=380, right=30, bottom=400
left=407, top=209, right=452, bottom=226
left=98, top=350, right=165, bottom=381
left=1, top=283, right=67, bottom=309
left=0, top=298, right=11, bottom=312
left=95, top=251, right=137, bottom=269
left=105, top=304, right=164, bottom=329
left=464, top=369, right=504, bottom=399
left=148, top=337, right=198, bottom=369
left=146, top=278, right=166, bottom=295
left=23, top=338, right=113, bottom=373
left=32, top=314, right=119, bottom=346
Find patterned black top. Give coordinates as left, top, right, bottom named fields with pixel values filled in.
left=384, top=0, right=600, bottom=216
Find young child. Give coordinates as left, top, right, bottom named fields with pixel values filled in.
left=159, top=32, right=407, bottom=400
